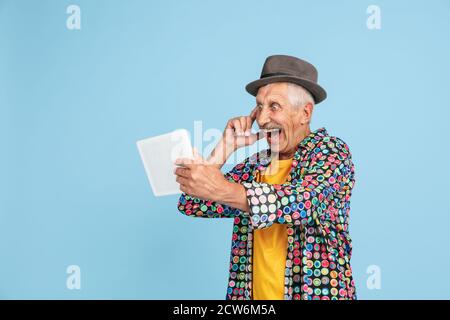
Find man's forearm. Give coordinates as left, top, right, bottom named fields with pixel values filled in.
left=217, top=181, right=250, bottom=213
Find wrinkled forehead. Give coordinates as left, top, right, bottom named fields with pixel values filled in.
left=255, top=82, right=290, bottom=104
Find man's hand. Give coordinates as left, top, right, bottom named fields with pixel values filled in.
left=223, top=106, right=261, bottom=150
left=175, top=149, right=250, bottom=212
left=175, top=149, right=230, bottom=202
left=207, top=107, right=263, bottom=168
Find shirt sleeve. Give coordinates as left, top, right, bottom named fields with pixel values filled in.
left=176, top=162, right=246, bottom=218
left=241, top=137, right=355, bottom=238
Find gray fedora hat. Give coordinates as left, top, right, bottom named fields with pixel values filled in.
left=245, top=55, right=327, bottom=104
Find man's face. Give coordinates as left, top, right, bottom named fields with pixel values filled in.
left=254, top=82, right=308, bottom=156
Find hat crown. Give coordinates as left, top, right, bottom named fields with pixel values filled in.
left=245, top=54, right=327, bottom=104
left=261, top=55, right=318, bottom=83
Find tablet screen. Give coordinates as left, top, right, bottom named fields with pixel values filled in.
left=137, top=129, right=193, bottom=196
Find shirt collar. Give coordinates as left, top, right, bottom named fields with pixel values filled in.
left=294, top=127, right=328, bottom=159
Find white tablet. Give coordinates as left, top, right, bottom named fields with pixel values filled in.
left=137, top=129, right=193, bottom=196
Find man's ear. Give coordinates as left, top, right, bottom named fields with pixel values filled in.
left=302, top=102, right=314, bottom=124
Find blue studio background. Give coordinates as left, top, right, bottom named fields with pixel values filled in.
left=1, top=0, right=449, bottom=299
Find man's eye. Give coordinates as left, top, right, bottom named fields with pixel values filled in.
left=271, top=103, right=280, bottom=110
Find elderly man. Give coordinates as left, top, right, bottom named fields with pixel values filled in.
left=175, top=55, right=356, bottom=300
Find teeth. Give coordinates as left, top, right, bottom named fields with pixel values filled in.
left=262, top=128, right=281, bottom=133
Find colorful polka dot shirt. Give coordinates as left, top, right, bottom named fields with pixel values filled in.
left=177, top=127, right=357, bottom=300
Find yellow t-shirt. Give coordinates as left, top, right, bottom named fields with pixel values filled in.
left=252, top=158, right=293, bottom=300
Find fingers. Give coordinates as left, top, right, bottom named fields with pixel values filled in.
left=238, top=117, right=247, bottom=135
left=175, top=147, right=207, bottom=167
left=228, top=116, right=254, bottom=136
left=177, top=176, right=192, bottom=195
left=245, top=117, right=253, bottom=136
left=231, top=118, right=244, bottom=136
left=179, top=184, right=189, bottom=194
left=176, top=175, right=189, bottom=186
left=192, top=147, right=206, bottom=164
left=174, top=157, right=195, bottom=168
left=249, top=106, right=258, bottom=121
left=176, top=175, right=185, bottom=184
left=174, top=165, right=192, bottom=194
left=174, top=166, right=190, bottom=178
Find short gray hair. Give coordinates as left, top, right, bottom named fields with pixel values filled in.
left=286, top=82, right=315, bottom=108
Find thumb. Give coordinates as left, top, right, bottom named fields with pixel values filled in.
left=192, top=147, right=206, bottom=164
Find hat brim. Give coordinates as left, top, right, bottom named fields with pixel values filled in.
left=245, top=75, right=327, bottom=104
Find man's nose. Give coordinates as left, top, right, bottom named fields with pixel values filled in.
left=256, top=107, right=271, bottom=127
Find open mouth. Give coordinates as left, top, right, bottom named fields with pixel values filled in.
left=261, top=128, right=282, bottom=143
